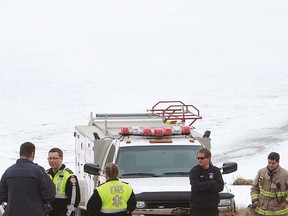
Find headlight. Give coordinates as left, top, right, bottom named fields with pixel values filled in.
left=136, top=201, right=146, bottom=208
left=219, top=199, right=232, bottom=206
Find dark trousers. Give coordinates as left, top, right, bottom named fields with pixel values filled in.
left=190, top=207, right=219, bottom=216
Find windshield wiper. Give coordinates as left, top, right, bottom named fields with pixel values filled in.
left=161, top=172, right=189, bottom=176
left=121, top=172, right=158, bottom=177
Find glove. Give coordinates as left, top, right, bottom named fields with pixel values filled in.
left=44, top=202, right=53, bottom=215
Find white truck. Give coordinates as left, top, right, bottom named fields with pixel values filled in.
left=74, top=101, right=237, bottom=216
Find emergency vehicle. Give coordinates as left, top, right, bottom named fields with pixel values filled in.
left=74, top=101, right=237, bottom=216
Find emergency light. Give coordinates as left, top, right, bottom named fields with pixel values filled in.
left=119, top=126, right=191, bottom=137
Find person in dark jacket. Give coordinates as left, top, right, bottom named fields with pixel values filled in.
left=87, top=162, right=136, bottom=216
left=189, top=148, right=224, bottom=216
left=46, top=148, right=80, bottom=216
left=0, top=142, right=56, bottom=216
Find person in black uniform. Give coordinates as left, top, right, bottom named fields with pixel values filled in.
left=0, top=142, right=56, bottom=216
left=46, top=148, right=80, bottom=216
left=189, top=148, right=224, bottom=216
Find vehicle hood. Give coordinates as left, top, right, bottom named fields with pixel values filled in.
left=120, top=177, right=190, bottom=194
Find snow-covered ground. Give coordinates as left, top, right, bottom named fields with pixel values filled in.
left=1, top=0, right=288, bottom=209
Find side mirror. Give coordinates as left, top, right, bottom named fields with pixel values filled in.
left=222, top=162, right=237, bottom=174
left=84, top=163, right=101, bottom=175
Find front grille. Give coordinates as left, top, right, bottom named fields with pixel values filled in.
left=136, top=191, right=190, bottom=208
left=136, top=191, right=234, bottom=209
left=145, top=201, right=189, bottom=208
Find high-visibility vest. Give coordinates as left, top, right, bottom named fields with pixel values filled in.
left=48, top=168, right=74, bottom=199
left=97, top=180, right=133, bottom=213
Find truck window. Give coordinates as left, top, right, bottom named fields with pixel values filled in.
left=104, top=145, right=116, bottom=165
left=116, top=145, right=200, bottom=177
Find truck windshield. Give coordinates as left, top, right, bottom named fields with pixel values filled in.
left=116, top=145, right=200, bottom=177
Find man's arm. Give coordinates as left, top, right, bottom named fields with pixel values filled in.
left=210, top=167, right=224, bottom=193
left=65, top=175, right=81, bottom=216
left=39, top=166, right=56, bottom=202
left=250, top=170, right=261, bottom=203
left=127, top=190, right=136, bottom=214
left=87, top=189, right=102, bottom=216
left=0, top=172, right=8, bottom=203
left=189, top=167, right=218, bottom=192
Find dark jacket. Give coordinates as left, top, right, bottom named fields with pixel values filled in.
left=0, top=159, right=56, bottom=216
left=46, top=164, right=80, bottom=216
left=189, top=164, right=224, bottom=209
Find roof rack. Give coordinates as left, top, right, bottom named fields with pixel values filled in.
left=88, top=101, right=202, bottom=133
left=95, top=113, right=159, bottom=119
left=148, top=101, right=202, bottom=126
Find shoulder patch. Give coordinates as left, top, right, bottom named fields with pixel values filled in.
left=70, top=176, right=77, bottom=184
left=46, top=168, right=52, bottom=175
left=65, top=167, right=74, bottom=174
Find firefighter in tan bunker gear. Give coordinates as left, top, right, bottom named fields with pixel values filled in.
left=87, top=162, right=136, bottom=216
left=250, top=152, right=288, bottom=216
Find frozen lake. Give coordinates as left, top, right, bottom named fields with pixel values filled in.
left=1, top=0, right=288, bottom=208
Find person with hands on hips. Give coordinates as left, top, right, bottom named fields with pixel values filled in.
left=189, top=148, right=224, bottom=216
left=46, top=148, right=80, bottom=216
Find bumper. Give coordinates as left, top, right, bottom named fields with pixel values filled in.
left=133, top=206, right=235, bottom=216
left=133, top=207, right=190, bottom=215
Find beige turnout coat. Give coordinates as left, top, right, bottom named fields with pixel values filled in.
left=251, top=165, right=288, bottom=215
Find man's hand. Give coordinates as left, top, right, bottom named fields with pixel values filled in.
left=253, top=201, right=260, bottom=206
left=279, top=202, right=287, bottom=209
left=66, top=211, right=75, bottom=216
left=44, top=202, right=53, bottom=215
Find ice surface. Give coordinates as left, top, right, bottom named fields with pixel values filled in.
left=1, top=0, right=288, bottom=208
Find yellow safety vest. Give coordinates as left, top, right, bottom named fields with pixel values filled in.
left=48, top=168, right=74, bottom=199
left=97, top=180, right=133, bottom=213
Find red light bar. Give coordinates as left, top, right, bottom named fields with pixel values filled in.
left=154, top=128, right=164, bottom=137
left=181, top=126, right=190, bottom=135
left=163, top=127, right=173, bottom=136
left=143, top=128, right=152, bottom=136
left=121, top=126, right=191, bottom=136
left=121, top=127, right=130, bottom=135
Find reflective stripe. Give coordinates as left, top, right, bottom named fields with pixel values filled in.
left=66, top=209, right=72, bottom=216
left=251, top=194, right=259, bottom=201
left=256, top=206, right=288, bottom=216
left=66, top=188, right=76, bottom=216
left=70, top=184, right=76, bottom=207
left=55, top=194, right=66, bottom=199
left=101, top=208, right=127, bottom=213
left=64, top=178, right=77, bottom=215
left=259, top=188, right=286, bottom=197
left=56, top=169, right=66, bottom=197
left=67, top=205, right=76, bottom=211
left=66, top=205, right=75, bottom=216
